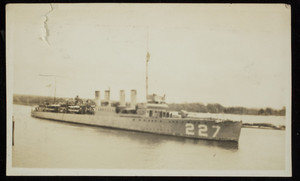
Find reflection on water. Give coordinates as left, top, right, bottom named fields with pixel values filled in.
left=12, top=105, right=285, bottom=170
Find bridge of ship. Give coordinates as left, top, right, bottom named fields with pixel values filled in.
left=94, top=91, right=181, bottom=119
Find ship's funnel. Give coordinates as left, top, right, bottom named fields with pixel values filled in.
left=104, top=90, right=110, bottom=106
left=120, top=90, right=125, bottom=107
left=95, top=91, right=101, bottom=107
left=130, top=89, right=137, bottom=109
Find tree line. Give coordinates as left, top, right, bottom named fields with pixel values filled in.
left=167, top=103, right=286, bottom=116
left=13, top=94, right=86, bottom=106
left=13, top=94, right=286, bottom=116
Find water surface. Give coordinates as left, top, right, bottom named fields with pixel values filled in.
left=12, top=105, right=286, bottom=170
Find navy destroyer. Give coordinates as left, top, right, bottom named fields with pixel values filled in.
left=31, top=90, right=242, bottom=142
left=31, top=48, right=242, bottom=142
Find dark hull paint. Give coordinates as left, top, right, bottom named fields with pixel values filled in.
left=31, top=111, right=242, bottom=142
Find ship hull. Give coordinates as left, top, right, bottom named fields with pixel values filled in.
left=31, top=111, right=242, bottom=142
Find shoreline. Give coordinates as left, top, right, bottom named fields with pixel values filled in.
left=13, top=103, right=285, bottom=131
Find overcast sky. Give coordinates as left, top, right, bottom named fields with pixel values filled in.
left=7, top=3, right=290, bottom=109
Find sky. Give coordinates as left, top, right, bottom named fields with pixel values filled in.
left=7, top=3, right=291, bottom=109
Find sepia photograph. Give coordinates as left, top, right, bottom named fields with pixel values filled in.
left=6, top=3, right=291, bottom=176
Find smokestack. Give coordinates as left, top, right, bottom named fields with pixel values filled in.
left=130, top=89, right=137, bottom=109
left=120, top=90, right=125, bottom=107
left=104, top=90, right=110, bottom=106
left=95, top=91, right=101, bottom=107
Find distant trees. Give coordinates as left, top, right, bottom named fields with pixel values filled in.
left=13, top=94, right=54, bottom=106
left=13, top=94, right=96, bottom=106
left=257, top=107, right=286, bottom=116
left=13, top=94, right=286, bottom=116
left=207, top=103, right=224, bottom=113
left=167, top=103, right=286, bottom=116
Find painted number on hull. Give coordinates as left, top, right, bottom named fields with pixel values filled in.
left=185, top=123, right=195, bottom=135
left=198, top=125, right=208, bottom=137
left=185, top=124, right=221, bottom=137
left=212, top=125, right=221, bottom=138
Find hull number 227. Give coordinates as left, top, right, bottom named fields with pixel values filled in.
left=185, top=123, right=221, bottom=137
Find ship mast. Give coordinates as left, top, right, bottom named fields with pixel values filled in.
left=146, top=30, right=150, bottom=102
left=39, top=74, right=59, bottom=103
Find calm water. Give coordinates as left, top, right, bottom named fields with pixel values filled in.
left=12, top=105, right=286, bottom=170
